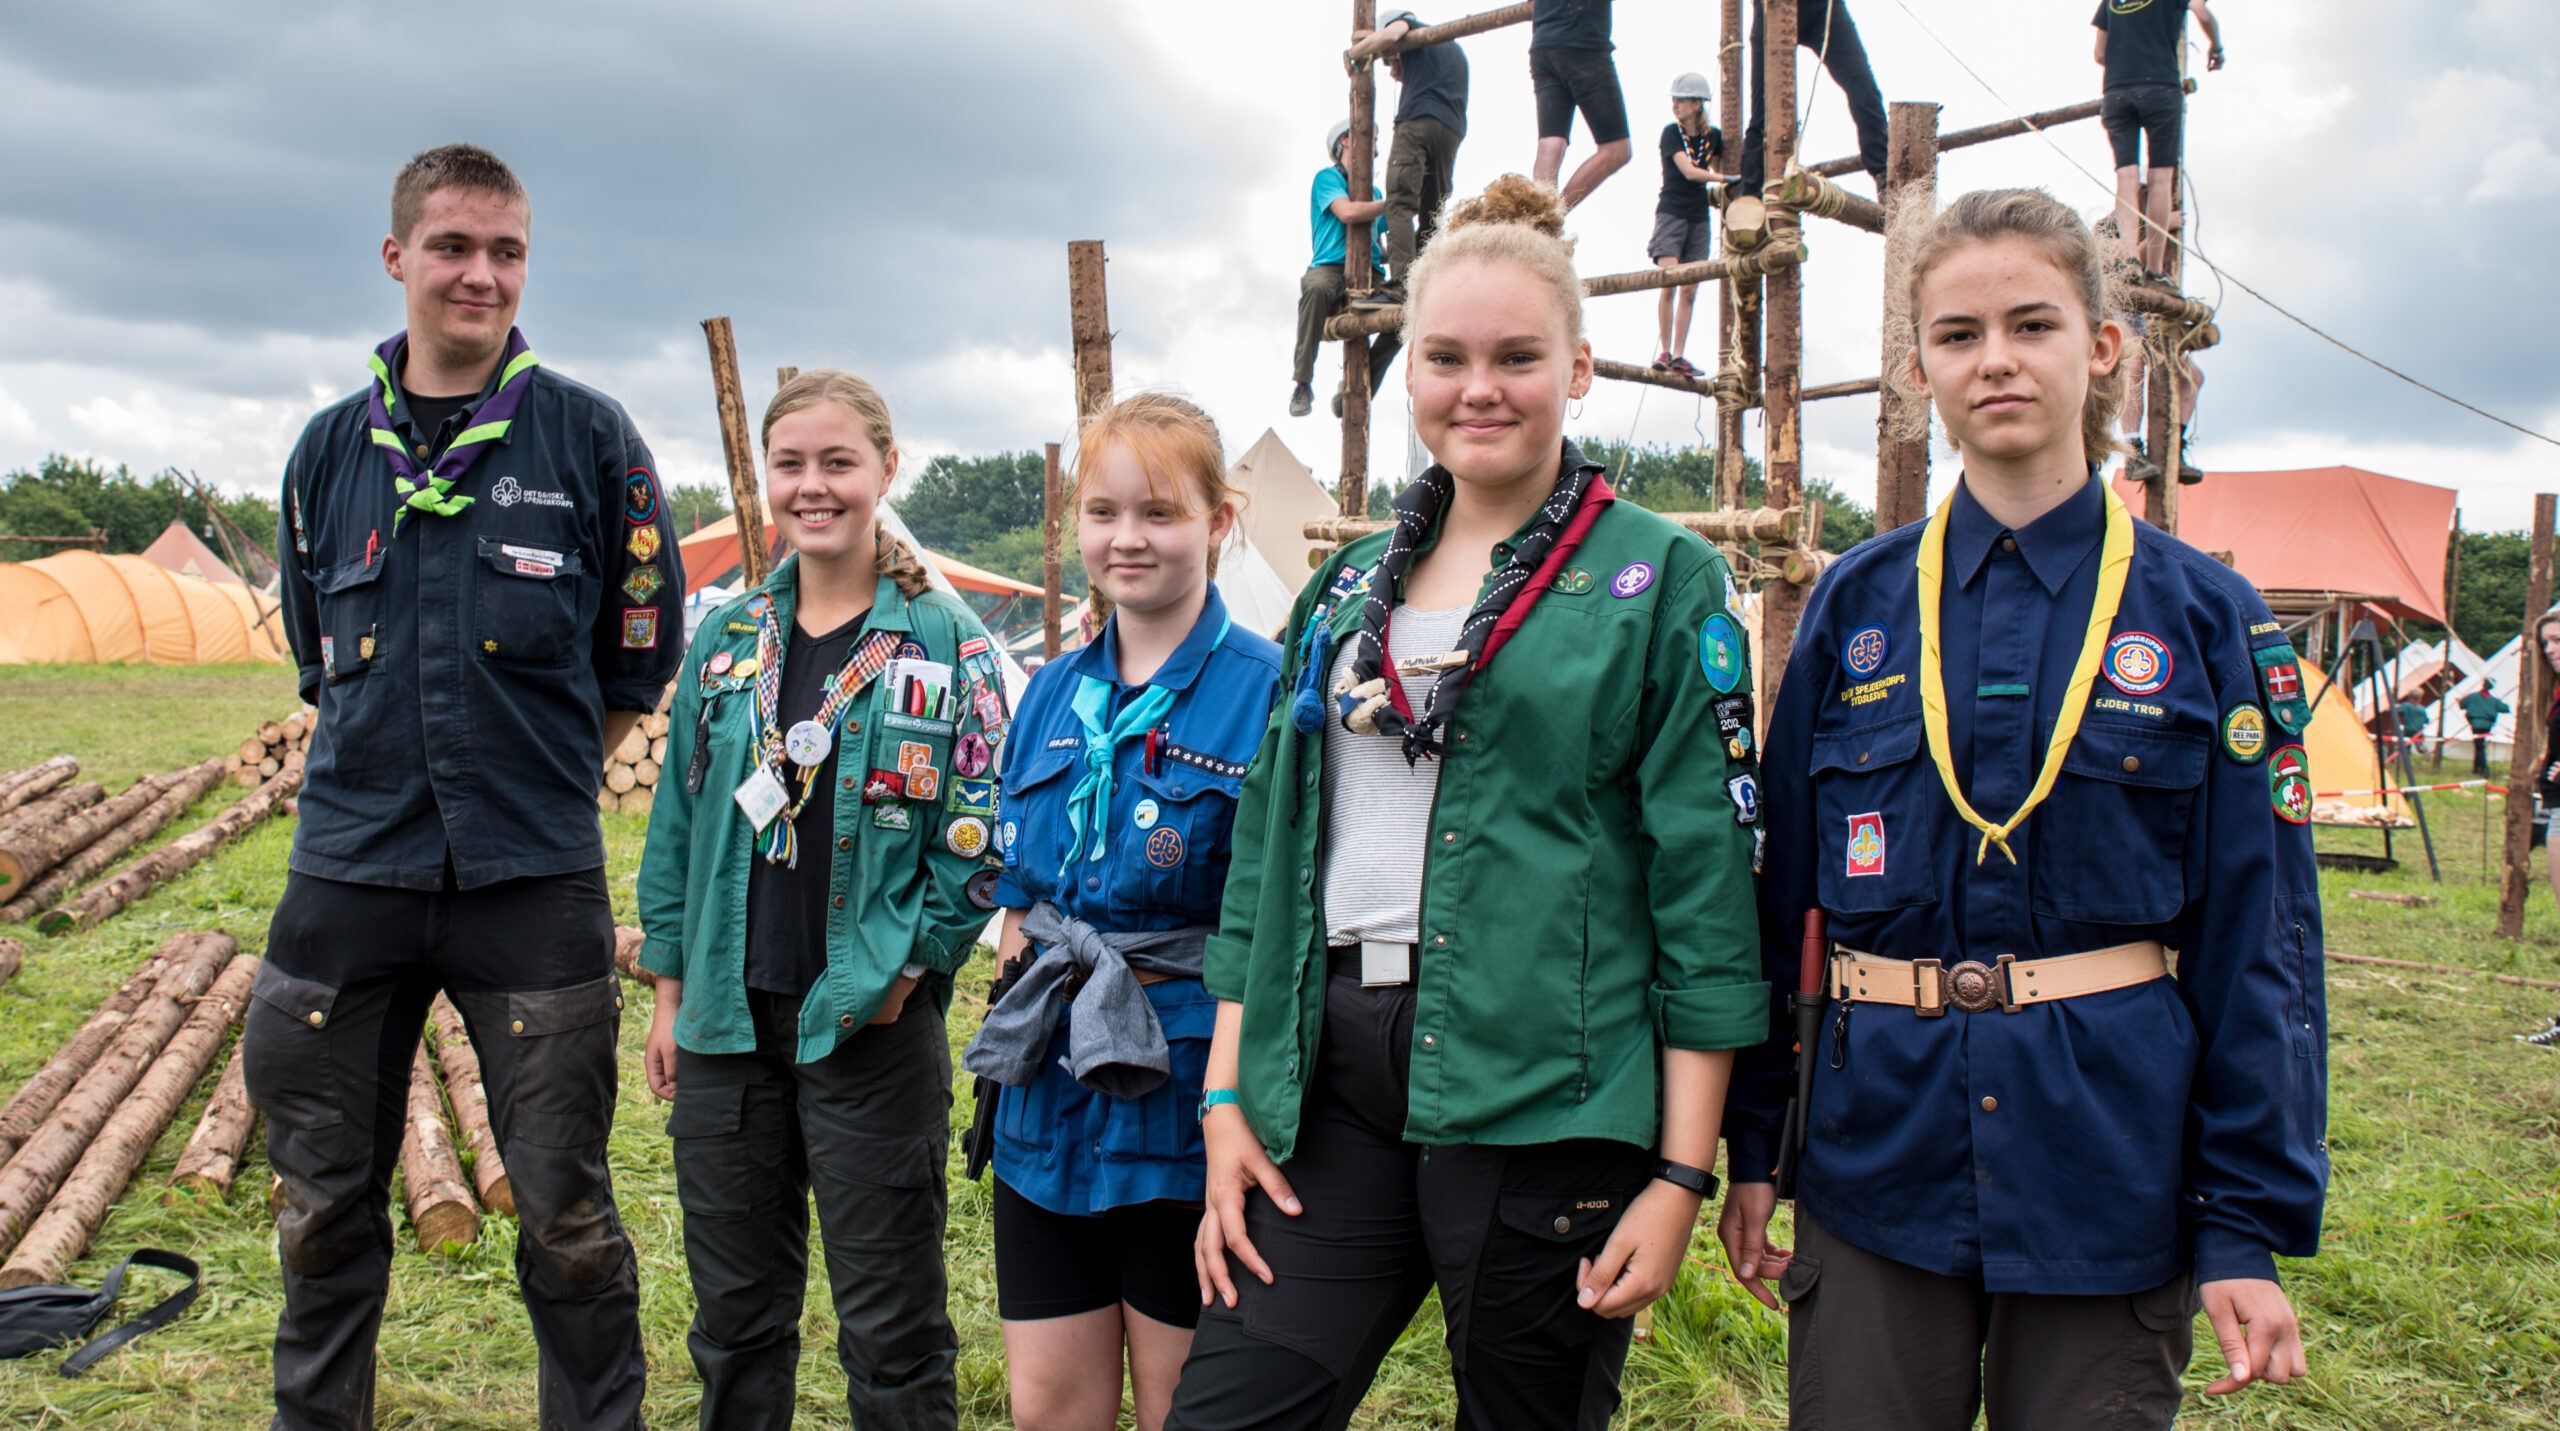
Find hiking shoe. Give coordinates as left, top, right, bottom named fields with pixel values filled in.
left=1289, top=383, right=1313, bottom=418
left=2178, top=462, right=2206, bottom=485
left=1669, top=356, right=1704, bottom=377
left=2127, top=456, right=2165, bottom=483
left=2517, top=1018, right=2560, bottom=1048
left=1653, top=352, right=1676, bottom=372
left=1351, top=283, right=1405, bottom=311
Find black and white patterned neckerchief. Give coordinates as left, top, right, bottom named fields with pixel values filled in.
left=1346, top=442, right=1606, bottom=764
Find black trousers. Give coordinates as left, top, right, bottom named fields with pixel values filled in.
left=1783, top=1212, right=2196, bottom=1430
left=243, top=866, right=644, bottom=1431
left=2475, top=736, right=2492, bottom=776
left=1738, top=0, right=1890, bottom=197
left=669, top=989, right=958, bottom=1431
left=1163, top=960, right=1653, bottom=1431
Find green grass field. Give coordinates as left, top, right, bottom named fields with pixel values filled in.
left=0, top=665, right=2555, bottom=1427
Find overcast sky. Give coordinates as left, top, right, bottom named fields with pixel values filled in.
left=3, top=0, right=2555, bottom=535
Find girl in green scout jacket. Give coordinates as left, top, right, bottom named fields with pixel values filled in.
left=1720, top=189, right=2323, bottom=1429
left=635, top=370, right=1001, bottom=1431
left=960, top=393, right=1283, bottom=1431
left=1162, top=176, right=1769, bottom=1431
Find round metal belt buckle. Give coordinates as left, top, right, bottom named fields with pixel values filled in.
left=1946, top=960, right=2003, bottom=1013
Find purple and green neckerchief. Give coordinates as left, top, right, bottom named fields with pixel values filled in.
left=366, top=328, right=541, bottom=534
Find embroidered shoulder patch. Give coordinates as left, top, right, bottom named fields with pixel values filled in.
left=2102, top=631, right=2172, bottom=696
left=1699, top=613, right=1745, bottom=693
left=2220, top=703, right=2269, bottom=764
left=2254, top=641, right=2311, bottom=735
left=622, top=467, right=660, bottom=526
left=619, top=608, right=658, bottom=649
left=1842, top=624, right=1889, bottom=678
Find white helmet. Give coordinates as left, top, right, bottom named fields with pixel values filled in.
left=1327, top=120, right=1353, bottom=162
left=1670, top=71, right=1714, bottom=100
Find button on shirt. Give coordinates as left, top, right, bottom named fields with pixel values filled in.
left=991, top=587, right=1283, bottom=1213
left=278, top=348, right=685, bottom=890
left=1730, top=475, right=2329, bottom=1296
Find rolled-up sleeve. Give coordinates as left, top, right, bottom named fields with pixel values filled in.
left=1637, top=549, right=1771, bottom=1051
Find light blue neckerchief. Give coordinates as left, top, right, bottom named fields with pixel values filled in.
left=1060, top=612, right=1229, bottom=877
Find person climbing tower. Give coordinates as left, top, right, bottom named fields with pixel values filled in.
left=1290, top=121, right=1400, bottom=421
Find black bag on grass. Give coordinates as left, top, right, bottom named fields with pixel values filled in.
left=0, top=1248, right=200, bottom=1375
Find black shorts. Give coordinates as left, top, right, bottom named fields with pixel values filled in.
left=992, top=1176, right=1203, bottom=1329
left=1530, top=46, right=1629, bottom=145
left=2101, top=83, right=2182, bottom=170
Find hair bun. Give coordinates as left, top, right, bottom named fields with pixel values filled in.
left=1445, top=174, right=1567, bottom=239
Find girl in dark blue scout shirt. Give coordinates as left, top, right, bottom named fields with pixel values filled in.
left=961, top=393, right=1282, bottom=1431
left=1720, top=189, right=2322, bottom=1429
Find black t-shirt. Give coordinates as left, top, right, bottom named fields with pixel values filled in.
left=1656, top=123, right=1722, bottom=220
left=401, top=390, right=473, bottom=444
left=2093, top=0, right=2187, bottom=89
left=1392, top=20, right=1471, bottom=139
left=1531, top=0, right=1611, bottom=52
left=744, top=611, right=869, bottom=996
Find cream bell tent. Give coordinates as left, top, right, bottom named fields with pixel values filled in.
left=0, top=550, right=287, bottom=666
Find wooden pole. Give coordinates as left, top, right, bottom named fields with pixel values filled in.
left=701, top=317, right=769, bottom=589
left=0, top=757, right=77, bottom=818
left=1068, top=241, right=1114, bottom=421
left=0, top=940, right=200, bottom=1162
left=2140, top=173, right=2184, bottom=532
left=1758, top=0, right=1808, bottom=707
left=428, top=995, right=512, bottom=1218
left=1875, top=101, right=1939, bottom=535
left=398, top=1043, right=480, bottom=1253
left=776, top=365, right=798, bottom=387
left=1715, top=0, right=1748, bottom=510
left=1322, top=244, right=1807, bottom=341
left=2497, top=494, right=2554, bottom=940
left=1354, top=1, right=1530, bottom=58
left=1, top=759, right=223, bottom=924
left=1771, top=168, right=1883, bottom=233
left=1339, top=0, right=1380, bottom=520
left=1043, top=442, right=1065, bottom=659
left=1808, top=97, right=2106, bottom=179
left=169, top=1037, right=257, bottom=1200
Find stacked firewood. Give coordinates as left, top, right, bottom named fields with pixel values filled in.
left=0, top=932, right=258, bottom=1290
left=597, top=684, right=678, bottom=817
left=226, top=708, right=315, bottom=788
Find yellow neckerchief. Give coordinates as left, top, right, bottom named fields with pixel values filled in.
left=1916, top=477, right=2134, bottom=864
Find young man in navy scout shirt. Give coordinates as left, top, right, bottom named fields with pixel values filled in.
left=242, top=143, right=680, bottom=1431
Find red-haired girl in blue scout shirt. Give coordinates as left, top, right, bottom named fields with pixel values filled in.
left=1164, top=176, right=1766, bottom=1431
left=960, top=393, right=1282, bottom=1431
left=1720, top=188, right=2325, bottom=1430
left=635, top=370, right=1001, bottom=1431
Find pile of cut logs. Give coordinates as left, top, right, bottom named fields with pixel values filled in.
left=0, top=723, right=303, bottom=936
left=0, top=932, right=258, bottom=1289
left=227, top=707, right=315, bottom=788
left=597, top=686, right=678, bottom=817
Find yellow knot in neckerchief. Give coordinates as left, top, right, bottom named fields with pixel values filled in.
left=1916, top=480, right=2135, bottom=864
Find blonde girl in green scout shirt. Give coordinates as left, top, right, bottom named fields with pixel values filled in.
left=634, top=370, right=1000, bottom=1431
left=1161, top=176, right=1770, bottom=1431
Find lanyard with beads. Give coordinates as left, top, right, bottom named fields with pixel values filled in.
left=751, top=609, right=901, bottom=866
left=1914, top=479, right=2134, bottom=864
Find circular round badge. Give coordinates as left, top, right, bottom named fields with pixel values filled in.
left=623, top=468, right=660, bottom=526
left=1145, top=827, right=1185, bottom=869
left=1609, top=562, right=1656, bottom=599
left=1842, top=624, right=1890, bottom=678
left=1698, top=613, right=1745, bottom=693
left=2268, top=743, right=2308, bottom=780
left=2103, top=632, right=2172, bottom=696
left=945, top=816, right=990, bottom=858
left=707, top=650, right=734, bottom=676
left=954, top=732, right=991, bottom=778
left=2271, top=768, right=2312, bottom=824
left=965, top=867, right=1001, bottom=910
left=2220, top=704, right=2268, bottom=764
left=1133, top=798, right=1159, bottom=830
left=784, top=720, right=832, bottom=766
left=896, top=639, right=932, bottom=663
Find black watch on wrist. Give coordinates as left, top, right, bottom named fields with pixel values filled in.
left=1652, top=1157, right=1718, bottom=1198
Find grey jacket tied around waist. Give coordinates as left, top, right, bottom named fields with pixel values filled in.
left=961, top=902, right=1209, bottom=1099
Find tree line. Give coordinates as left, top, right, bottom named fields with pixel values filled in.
left=0, top=457, right=280, bottom=572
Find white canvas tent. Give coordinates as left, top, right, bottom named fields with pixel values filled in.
left=1219, top=429, right=1335, bottom=640
left=2440, top=635, right=2524, bottom=757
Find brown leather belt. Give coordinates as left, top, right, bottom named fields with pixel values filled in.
left=1829, top=941, right=2169, bottom=1017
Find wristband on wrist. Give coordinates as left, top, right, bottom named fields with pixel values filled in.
left=1651, top=1157, right=1719, bottom=1198
left=1198, top=1088, right=1240, bottom=1122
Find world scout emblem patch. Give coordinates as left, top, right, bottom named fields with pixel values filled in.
left=1845, top=812, right=1885, bottom=877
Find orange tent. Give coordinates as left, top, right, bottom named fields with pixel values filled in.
left=676, top=501, right=1044, bottom=601
left=0, top=551, right=287, bottom=665
left=2109, top=467, right=2455, bottom=623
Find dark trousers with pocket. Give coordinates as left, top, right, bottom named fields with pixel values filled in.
left=1294, top=265, right=1403, bottom=391
left=1163, top=959, right=1653, bottom=1431
left=1383, top=116, right=1462, bottom=286
left=242, top=866, right=644, bottom=1431
left=1739, top=0, right=1890, bottom=197
left=1783, top=1211, right=2197, bottom=1430
left=669, top=988, right=959, bottom=1431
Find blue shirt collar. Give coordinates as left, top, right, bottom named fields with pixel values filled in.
left=1947, top=470, right=2104, bottom=595
left=1072, top=584, right=1231, bottom=694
